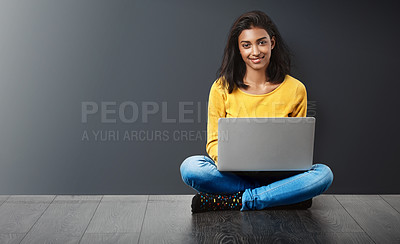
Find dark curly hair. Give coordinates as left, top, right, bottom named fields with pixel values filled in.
left=217, top=10, right=292, bottom=93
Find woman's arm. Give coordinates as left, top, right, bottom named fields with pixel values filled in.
left=206, top=79, right=227, bottom=166
left=291, top=83, right=308, bottom=117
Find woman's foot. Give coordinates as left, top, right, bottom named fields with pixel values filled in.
left=191, top=191, right=243, bottom=213
left=191, top=193, right=313, bottom=213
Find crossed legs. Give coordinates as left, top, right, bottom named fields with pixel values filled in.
left=180, top=155, right=334, bottom=211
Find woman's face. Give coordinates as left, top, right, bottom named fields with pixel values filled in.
left=238, top=27, right=275, bottom=72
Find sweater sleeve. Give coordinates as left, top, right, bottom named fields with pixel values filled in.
left=206, top=79, right=227, bottom=166
left=291, top=82, right=308, bottom=117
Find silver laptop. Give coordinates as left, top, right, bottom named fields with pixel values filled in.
left=217, top=117, right=315, bottom=171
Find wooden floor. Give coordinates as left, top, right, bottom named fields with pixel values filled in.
left=0, top=195, right=399, bottom=244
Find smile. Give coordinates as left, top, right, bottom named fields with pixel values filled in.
left=249, top=56, right=264, bottom=64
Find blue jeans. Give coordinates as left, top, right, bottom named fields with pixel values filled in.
left=180, top=155, right=334, bottom=211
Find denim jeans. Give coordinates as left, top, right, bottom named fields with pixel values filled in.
left=180, top=155, right=334, bottom=211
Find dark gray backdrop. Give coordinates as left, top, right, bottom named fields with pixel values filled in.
left=0, top=0, right=399, bottom=194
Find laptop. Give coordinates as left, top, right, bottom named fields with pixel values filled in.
left=217, top=117, right=315, bottom=172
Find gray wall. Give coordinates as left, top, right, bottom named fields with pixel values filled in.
left=0, top=0, right=399, bottom=194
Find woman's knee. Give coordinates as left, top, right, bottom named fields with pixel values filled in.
left=180, top=155, right=206, bottom=182
left=313, top=163, right=334, bottom=191
left=180, top=155, right=204, bottom=172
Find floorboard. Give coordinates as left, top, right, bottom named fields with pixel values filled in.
left=296, top=195, right=365, bottom=233
left=84, top=195, right=147, bottom=234
left=80, top=233, right=140, bottom=244
left=19, top=195, right=101, bottom=244
left=0, top=194, right=397, bottom=244
left=381, top=194, right=400, bottom=213
left=138, top=231, right=375, bottom=244
left=335, top=194, right=400, bottom=244
left=0, top=233, right=25, bottom=244
left=139, top=195, right=192, bottom=236
left=0, top=195, right=10, bottom=206
left=0, top=195, right=54, bottom=234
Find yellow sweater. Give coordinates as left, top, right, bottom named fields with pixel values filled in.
left=206, top=74, right=308, bottom=166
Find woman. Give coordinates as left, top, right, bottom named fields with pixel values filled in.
left=180, top=10, right=333, bottom=213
